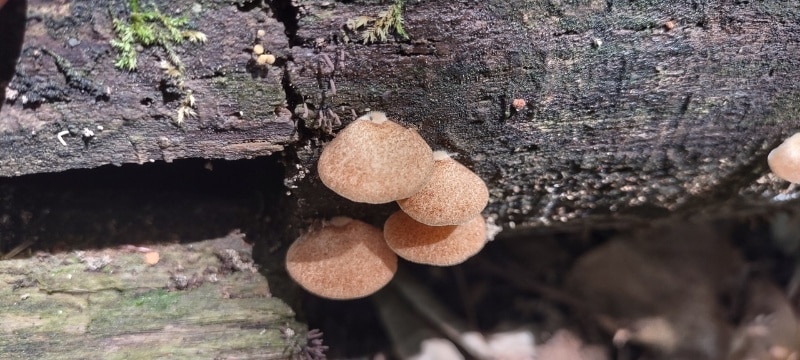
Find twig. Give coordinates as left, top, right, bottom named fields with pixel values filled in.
left=453, top=265, right=479, bottom=330
left=2, top=239, right=35, bottom=260
left=391, top=269, right=493, bottom=359
left=473, top=257, right=619, bottom=334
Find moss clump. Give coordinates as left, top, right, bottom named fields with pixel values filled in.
left=110, top=0, right=206, bottom=125
left=131, top=289, right=180, bottom=311
left=110, top=0, right=206, bottom=71
left=345, top=0, right=409, bottom=44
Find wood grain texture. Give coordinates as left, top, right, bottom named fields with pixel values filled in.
left=0, top=232, right=306, bottom=359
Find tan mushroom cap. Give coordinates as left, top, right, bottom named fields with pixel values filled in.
left=397, top=151, right=489, bottom=226
left=769, top=132, right=800, bottom=183
left=286, top=217, right=398, bottom=299
left=317, top=112, right=434, bottom=204
left=383, top=210, right=486, bottom=266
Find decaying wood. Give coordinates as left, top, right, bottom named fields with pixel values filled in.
left=2, top=0, right=799, bottom=231
left=1, top=0, right=294, bottom=176
left=0, top=231, right=307, bottom=359
left=285, top=0, right=800, bottom=230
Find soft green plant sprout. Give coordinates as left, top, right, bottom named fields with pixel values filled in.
left=346, top=0, right=409, bottom=44
left=110, top=0, right=207, bottom=71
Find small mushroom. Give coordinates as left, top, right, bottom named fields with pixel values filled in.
left=317, top=111, right=434, bottom=204
left=383, top=210, right=487, bottom=266
left=286, top=217, right=397, bottom=299
left=512, top=98, right=526, bottom=111
left=256, top=53, right=276, bottom=65
left=769, top=132, right=800, bottom=183
left=397, top=151, right=489, bottom=226
left=252, top=44, right=265, bottom=55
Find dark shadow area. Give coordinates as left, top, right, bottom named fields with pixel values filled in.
left=281, top=208, right=800, bottom=359
left=0, top=0, right=27, bottom=112
left=0, top=156, right=287, bottom=256
left=268, top=0, right=301, bottom=46
left=300, top=294, right=392, bottom=359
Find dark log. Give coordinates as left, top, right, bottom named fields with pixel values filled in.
left=285, top=0, right=800, bottom=230
left=1, top=0, right=799, bottom=238
left=1, top=0, right=294, bottom=176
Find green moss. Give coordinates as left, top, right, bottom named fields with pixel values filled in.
left=130, top=288, right=180, bottom=310
left=766, top=90, right=800, bottom=126
left=345, top=0, right=409, bottom=44
left=88, top=289, right=189, bottom=334
left=110, top=0, right=206, bottom=124
left=110, top=0, right=206, bottom=71
left=0, top=241, right=305, bottom=359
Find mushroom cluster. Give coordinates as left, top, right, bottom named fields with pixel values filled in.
left=252, top=29, right=276, bottom=66
left=286, top=112, right=490, bottom=300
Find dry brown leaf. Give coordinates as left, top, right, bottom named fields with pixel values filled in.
left=729, top=279, right=800, bottom=360
left=565, top=222, right=744, bottom=359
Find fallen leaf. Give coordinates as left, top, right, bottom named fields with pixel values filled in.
left=565, top=222, right=743, bottom=359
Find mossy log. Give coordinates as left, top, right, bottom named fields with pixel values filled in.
left=0, top=0, right=294, bottom=176
left=1, top=0, right=800, bottom=230
left=0, top=232, right=307, bottom=359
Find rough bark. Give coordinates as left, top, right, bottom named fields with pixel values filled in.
left=1, top=0, right=294, bottom=176
left=0, top=232, right=307, bottom=359
left=2, top=0, right=800, bottom=229
left=285, top=0, right=800, bottom=230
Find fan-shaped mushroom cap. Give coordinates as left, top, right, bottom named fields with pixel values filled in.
left=769, top=132, right=800, bottom=183
left=317, top=112, right=434, bottom=204
left=286, top=217, right=398, bottom=299
left=383, top=211, right=486, bottom=266
left=397, top=151, right=489, bottom=226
